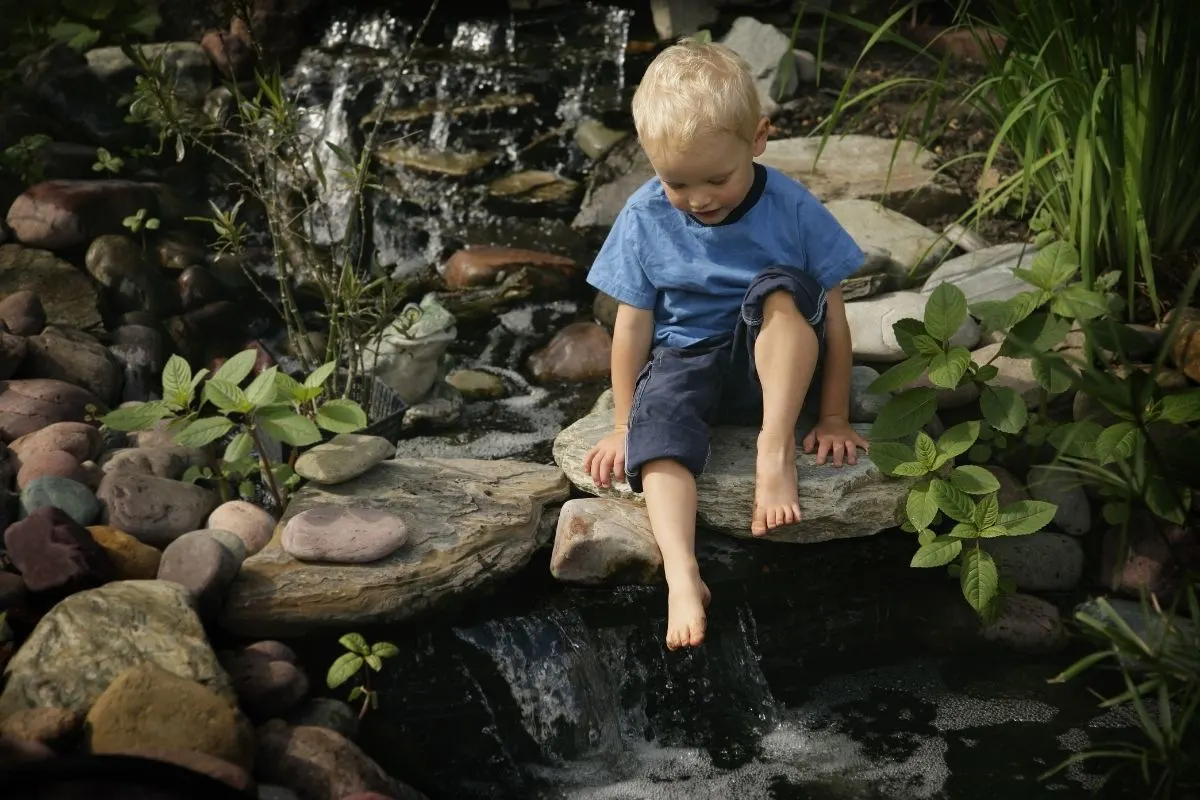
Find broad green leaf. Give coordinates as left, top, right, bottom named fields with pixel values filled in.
left=190, top=368, right=210, bottom=391
left=968, top=443, right=992, bottom=462
left=223, top=432, right=253, bottom=463
left=1159, top=391, right=1200, bottom=424
left=892, top=318, right=928, bottom=357
left=365, top=654, right=384, bottom=672
left=212, top=349, right=258, bottom=387
left=927, top=347, right=971, bottom=389
left=1032, top=354, right=1074, bottom=395
left=1143, top=472, right=1190, bottom=525
left=867, top=355, right=931, bottom=394
left=931, top=477, right=977, bottom=523
left=960, top=547, right=999, bottom=614
left=180, top=465, right=207, bottom=484
left=348, top=686, right=364, bottom=702
left=974, top=494, right=1000, bottom=529
left=339, top=633, right=370, bottom=655
left=974, top=364, right=999, bottom=383
left=1030, top=240, right=1080, bottom=289
left=305, top=361, right=338, bottom=390
left=924, top=283, right=968, bottom=343
left=892, top=461, right=930, bottom=477
left=906, top=482, right=938, bottom=530
left=870, top=388, right=938, bottom=440
left=936, top=421, right=981, bottom=461
left=866, top=441, right=915, bottom=475
left=257, top=406, right=321, bottom=447
left=1094, top=421, right=1140, bottom=465
left=203, top=379, right=249, bottom=414
left=1001, top=312, right=1072, bottom=356
left=174, top=416, right=234, bottom=448
left=980, top=385, right=1028, bottom=434
left=1047, top=420, right=1103, bottom=459
left=372, top=641, right=400, bottom=658
left=100, top=400, right=171, bottom=432
left=326, top=652, right=362, bottom=689
left=273, top=370, right=306, bottom=401
left=996, top=500, right=1057, bottom=536
left=1051, top=285, right=1109, bottom=320
left=948, top=522, right=979, bottom=539
left=244, top=367, right=279, bottom=408
left=950, top=465, right=1001, bottom=495
left=911, top=535, right=962, bottom=568
left=917, top=528, right=936, bottom=546
left=316, top=399, right=368, bottom=433
left=162, top=354, right=192, bottom=407
left=914, top=431, right=937, bottom=468
left=969, top=290, right=1044, bottom=332
left=977, top=524, right=1009, bottom=538
left=913, top=334, right=943, bottom=357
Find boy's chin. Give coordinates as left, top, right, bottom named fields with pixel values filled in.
left=690, top=209, right=727, bottom=224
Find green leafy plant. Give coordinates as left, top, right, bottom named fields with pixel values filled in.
left=121, top=206, right=159, bottom=234
left=0, top=134, right=51, bottom=185
left=97, top=348, right=368, bottom=508
left=802, top=0, right=1200, bottom=321
left=92, top=146, right=124, bottom=174
left=326, top=633, right=400, bottom=719
left=1044, top=585, right=1200, bottom=797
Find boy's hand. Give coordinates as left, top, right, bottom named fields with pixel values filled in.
left=584, top=428, right=627, bottom=488
left=802, top=416, right=869, bottom=467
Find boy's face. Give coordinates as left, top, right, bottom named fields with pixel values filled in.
left=646, top=118, right=769, bottom=225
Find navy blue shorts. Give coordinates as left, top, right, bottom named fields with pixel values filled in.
left=623, top=266, right=828, bottom=493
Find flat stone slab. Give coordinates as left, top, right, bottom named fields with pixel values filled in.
left=552, top=406, right=908, bottom=543
left=219, top=459, right=569, bottom=637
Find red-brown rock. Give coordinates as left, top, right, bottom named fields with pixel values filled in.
left=442, top=246, right=577, bottom=290
left=15, top=448, right=86, bottom=489
left=0, top=379, right=106, bottom=442
left=527, top=322, right=612, bottom=383
left=6, top=180, right=177, bottom=251
left=0, top=291, right=46, bottom=336
left=3, top=506, right=115, bottom=595
left=9, top=420, right=104, bottom=464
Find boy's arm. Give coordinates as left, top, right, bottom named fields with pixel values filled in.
left=611, top=303, right=655, bottom=430
left=817, top=286, right=853, bottom=421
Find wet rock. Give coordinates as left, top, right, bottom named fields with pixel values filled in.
left=282, top=505, right=408, bottom=564
left=846, top=292, right=980, bottom=362
left=97, top=472, right=217, bottom=547
left=109, top=323, right=167, bottom=403
left=1166, top=306, right=1200, bottom=382
left=983, top=465, right=1029, bottom=508
left=286, top=698, right=358, bottom=741
left=1026, top=465, right=1091, bottom=536
left=201, top=29, right=256, bottom=80
left=245, top=640, right=297, bottom=662
left=982, top=532, right=1084, bottom=592
left=1099, top=514, right=1197, bottom=601
left=19, top=475, right=100, bottom=526
left=982, top=593, right=1068, bottom=654
left=112, top=746, right=256, bottom=793
left=399, top=378, right=465, bottom=433
left=86, top=662, right=255, bottom=772
left=0, top=580, right=234, bottom=719
left=6, top=180, right=176, bottom=252
left=165, top=300, right=248, bottom=364
left=0, top=245, right=102, bottom=331
left=157, top=530, right=241, bottom=620
left=0, top=290, right=46, bottom=336
left=20, top=324, right=123, bottom=405
left=721, top=17, right=797, bottom=113
left=178, top=264, right=224, bottom=310
left=551, top=497, right=661, bottom=585
left=222, top=459, right=568, bottom=636
left=487, top=171, right=580, bottom=215
left=293, top=433, right=393, bottom=485
left=15, top=448, right=86, bottom=489
left=254, top=720, right=419, bottom=800
left=155, top=229, right=208, bottom=271
left=4, top=505, right=112, bottom=595
left=129, top=417, right=177, bottom=448
left=85, top=233, right=171, bottom=315
left=0, top=332, right=28, bottom=380
left=574, top=117, right=628, bottom=161
left=17, top=43, right=126, bottom=143
left=0, top=571, right=28, bottom=612
left=86, top=43, right=212, bottom=104
left=848, top=365, right=889, bottom=423
left=921, top=243, right=1036, bottom=304
left=377, top=143, right=496, bottom=176
left=0, top=707, right=83, bottom=750
left=219, top=645, right=310, bottom=720
left=442, top=245, right=577, bottom=290
left=554, top=391, right=909, bottom=542
left=446, top=368, right=507, bottom=399
left=100, top=445, right=207, bottom=480
left=9, top=420, right=104, bottom=464
left=827, top=200, right=954, bottom=277
left=87, top=525, right=162, bottom=580
left=207, top=500, right=276, bottom=556
left=761, top=136, right=964, bottom=225
left=527, top=322, right=612, bottom=383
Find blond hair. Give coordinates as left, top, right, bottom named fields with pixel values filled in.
left=631, top=39, right=762, bottom=154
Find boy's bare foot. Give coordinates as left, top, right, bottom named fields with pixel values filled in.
left=752, top=432, right=801, bottom=536
left=665, top=570, right=711, bottom=650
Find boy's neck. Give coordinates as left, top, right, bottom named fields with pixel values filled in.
left=687, top=162, right=768, bottom=227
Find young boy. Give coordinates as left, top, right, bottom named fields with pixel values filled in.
left=582, top=40, right=870, bottom=651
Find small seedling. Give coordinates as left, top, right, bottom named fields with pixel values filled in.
left=326, top=633, right=400, bottom=719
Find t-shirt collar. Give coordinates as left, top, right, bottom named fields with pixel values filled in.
left=687, top=162, right=767, bottom=227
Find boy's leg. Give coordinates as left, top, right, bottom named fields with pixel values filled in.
left=625, top=344, right=726, bottom=649
left=727, top=267, right=827, bottom=536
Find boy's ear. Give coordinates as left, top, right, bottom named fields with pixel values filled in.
left=752, top=116, right=770, bottom=156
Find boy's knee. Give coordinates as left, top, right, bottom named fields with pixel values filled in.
left=762, top=288, right=805, bottom=318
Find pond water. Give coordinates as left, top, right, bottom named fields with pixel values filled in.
left=269, top=4, right=1148, bottom=798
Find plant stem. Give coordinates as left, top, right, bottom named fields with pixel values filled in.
left=248, top=424, right=285, bottom=511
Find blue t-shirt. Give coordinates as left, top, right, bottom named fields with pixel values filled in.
left=587, top=164, right=865, bottom=349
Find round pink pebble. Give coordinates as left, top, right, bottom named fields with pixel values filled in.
left=207, top=500, right=276, bottom=555
left=15, top=449, right=86, bottom=490
left=281, top=505, right=407, bottom=564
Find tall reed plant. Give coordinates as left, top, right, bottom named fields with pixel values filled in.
left=805, top=0, right=1200, bottom=321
